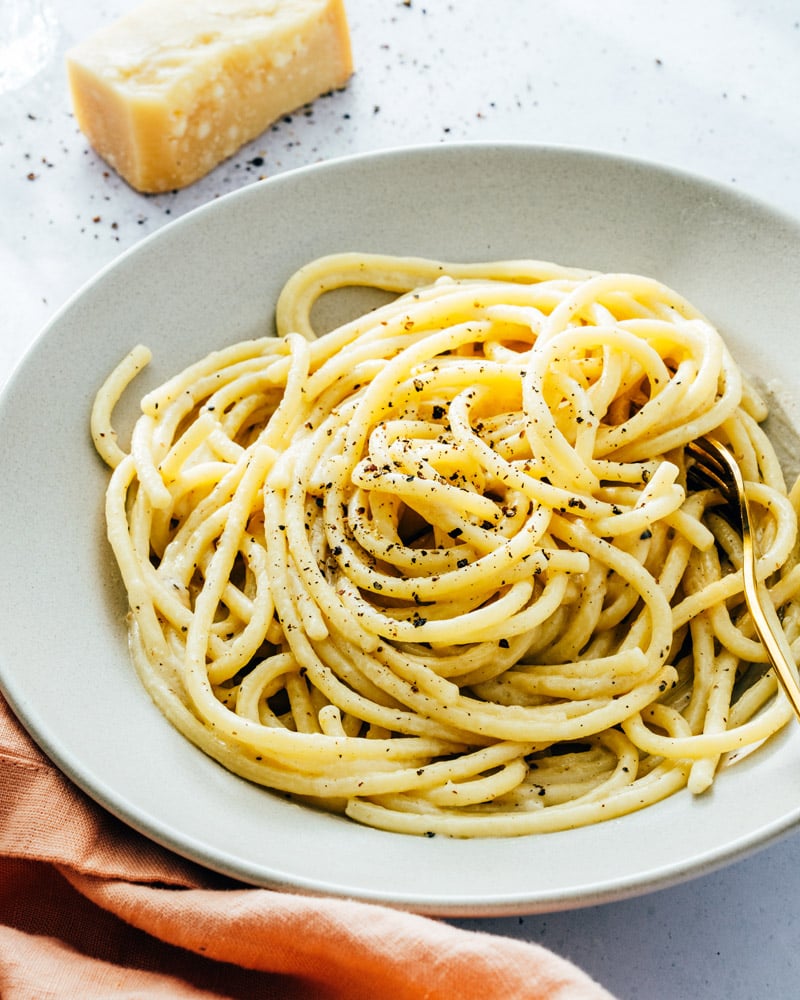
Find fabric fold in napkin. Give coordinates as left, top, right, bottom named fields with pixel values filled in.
left=0, top=695, right=616, bottom=999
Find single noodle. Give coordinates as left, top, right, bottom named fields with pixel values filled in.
left=91, top=252, right=800, bottom=837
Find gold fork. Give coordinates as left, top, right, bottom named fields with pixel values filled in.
left=686, top=435, right=800, bottom=722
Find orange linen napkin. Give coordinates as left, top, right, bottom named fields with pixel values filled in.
left=0, top=694, right=616, bottom=1000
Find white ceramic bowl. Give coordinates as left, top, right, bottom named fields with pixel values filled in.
left=2, top=143, right=800, bottom=916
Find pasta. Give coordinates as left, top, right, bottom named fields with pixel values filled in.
left=91, top=252, right=800, bottom=837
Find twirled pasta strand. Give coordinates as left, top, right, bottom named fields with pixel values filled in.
left=91, top=253, right=800, bottom=837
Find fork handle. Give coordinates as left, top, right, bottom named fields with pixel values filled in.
left=743, top=542, right=800, bottom=721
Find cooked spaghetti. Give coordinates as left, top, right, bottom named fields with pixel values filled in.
left=91, top=252, right=800, bottom=836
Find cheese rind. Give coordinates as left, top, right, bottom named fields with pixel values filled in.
left=66, top=0, right=353, bottom=193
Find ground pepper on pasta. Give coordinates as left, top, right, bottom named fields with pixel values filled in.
left=91, top=252, right=800, bottom=837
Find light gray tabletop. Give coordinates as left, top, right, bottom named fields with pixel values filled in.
left=3, top=2, right=800, bottom=997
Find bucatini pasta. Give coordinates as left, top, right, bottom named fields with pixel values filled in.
left=91, top=252, right=800, bottom=837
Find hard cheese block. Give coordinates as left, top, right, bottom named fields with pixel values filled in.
left=66, top=0, right=353, bottom=193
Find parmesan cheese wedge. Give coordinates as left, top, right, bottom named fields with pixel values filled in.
left=66, top=0, right=353, bottom=193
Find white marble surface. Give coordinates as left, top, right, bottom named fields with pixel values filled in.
left=3, top=1, right=800, bottom=996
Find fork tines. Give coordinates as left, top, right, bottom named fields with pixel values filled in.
left=685, top=436, right=743, bottom=529
left=686, top=438, right=730, bottom=496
